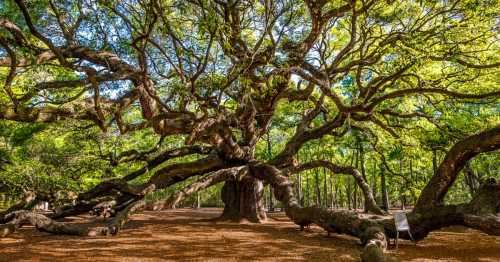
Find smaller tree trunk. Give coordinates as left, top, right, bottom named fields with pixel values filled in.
left=306, top=175, right=310, bottom=207
left=268, top=186, right=274, bottom=212
left=371, top=161, right=378, bottom=206
left=353, top=180, right=358, bottom=211
left=323, top=166, right=328, bottom=208
left=346, top=177, right=352, bottom=210
left=432, top=148, right=438, bottom=175
left=314, top=170, right=321, bottom=207
left=194, top=192, right=200, bottom=209
left=329, top=175, right=334, bottom=209
left=380, top=166, right=390, bottom=212
left=359, top=143, right=369, bottom=212
left=464, top=161, right=479, bottom=195
left=296, top=173, right=303, bottom=206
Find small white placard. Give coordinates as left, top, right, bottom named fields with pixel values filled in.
left=395, top=212, right=410, bottom=231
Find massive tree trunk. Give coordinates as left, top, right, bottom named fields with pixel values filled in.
left=220, top=176, right=266, bottom=223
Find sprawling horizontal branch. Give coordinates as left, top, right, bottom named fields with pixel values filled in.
left=0, top=104, right=94, bottom=123
left=148, top=154, right=226, bottom=189
left=249, top=161, right=500, bottom=261
left=154, top=166, right=247, bottom=210
left=1, top=198, right=149, bottom=237
left=366, top=88, right=500, bottom=111
left=52, top=145, right=215, bottom=218
left=271, top=113, right=347, bottom=167
left=1, top=211, right=113, bottom=237
left=0, top=191, right=37, bottom=223
left=122, top=145, right=214, bottom=180
left=430, top=55, right=500, bottom=69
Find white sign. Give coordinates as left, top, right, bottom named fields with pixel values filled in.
left=394, top=212, right=410, bottom=231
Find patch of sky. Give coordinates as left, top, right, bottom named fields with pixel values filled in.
left=99, top=80, right=133, bottom=100
left=383, top=54, right=397, bottom=62
left=341, top=75, right=353, bottom=87
left=362, top=70, right=373, bottom=82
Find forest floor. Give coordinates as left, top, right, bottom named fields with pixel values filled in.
left=0, top=208, right=499, bottom=261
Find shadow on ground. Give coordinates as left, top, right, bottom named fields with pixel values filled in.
left=1, top=208, right=498, bottom=261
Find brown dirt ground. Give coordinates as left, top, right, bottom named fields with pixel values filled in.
left=0, top=208, right=499, bottom=262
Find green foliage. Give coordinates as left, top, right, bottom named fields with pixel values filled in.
left=0, top=0, right=498, bottom=209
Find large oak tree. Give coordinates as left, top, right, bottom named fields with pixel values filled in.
left=1, top=0, right=499, bottom=260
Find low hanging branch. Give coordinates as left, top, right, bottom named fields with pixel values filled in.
left=1, top=185, right=154, bottom=238
left=1, top=210, right=115, bottom=237
left=154, top=166, right=248, bottom=210
left=52, top=146, right=215, bottom=219
left=0, top=191, right=37, bottom=223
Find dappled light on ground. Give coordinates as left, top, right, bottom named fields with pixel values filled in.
left=1, top=208, right=498, bottom=261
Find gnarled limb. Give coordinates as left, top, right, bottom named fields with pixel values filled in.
left=1, top=211, right=115, bottom=237
left=1, top=186, right=155, bottom=238
left=52, top=145, right=214, bottom=219
left=0, top=202, right=143, bottom=238
left=158, top=166, right=247, bottom=210
left=0, top=191, right=37, bottom=223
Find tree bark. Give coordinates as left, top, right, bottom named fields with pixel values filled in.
left=220, top=176, right=266, bottom=223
